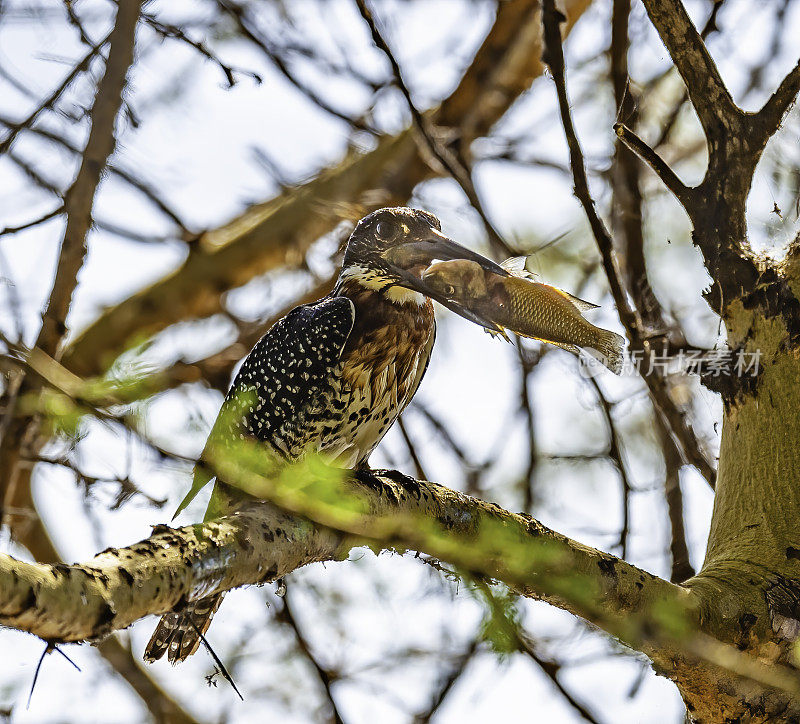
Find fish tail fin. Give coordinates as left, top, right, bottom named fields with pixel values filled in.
left=586, top=329, right=626, bottom=375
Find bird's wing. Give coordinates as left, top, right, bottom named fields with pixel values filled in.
left=173, top=296, right=356, bottom=518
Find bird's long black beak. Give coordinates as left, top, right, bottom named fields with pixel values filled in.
left=381, top=230, right=508, bottom=333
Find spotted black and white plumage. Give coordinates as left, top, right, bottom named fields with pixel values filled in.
left=217, top=297, right=357, bottom=461
left=145, top=207, right=502, bottom=665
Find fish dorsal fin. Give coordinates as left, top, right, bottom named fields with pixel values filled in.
left=500, top=256, right=537, bottom=279
left=553, top=288, right=599, bottom=312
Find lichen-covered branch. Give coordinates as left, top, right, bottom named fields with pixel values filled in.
left=0, top=502, right=342, bottom=642
left=0, top=461, right=688, bottom=653
left=6, top=452, right=800, bottom=714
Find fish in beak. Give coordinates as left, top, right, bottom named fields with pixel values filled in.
left=381, top=230, right=509, bottom=332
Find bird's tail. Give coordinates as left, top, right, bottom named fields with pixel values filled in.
left=143, top=593, right=223, bottom=664
left=587, top=329, right=626, bottom=375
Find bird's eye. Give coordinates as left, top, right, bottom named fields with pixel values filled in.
left=445, top=284, right=455, bottom=296
left=375, top=220, right=395, bottom=241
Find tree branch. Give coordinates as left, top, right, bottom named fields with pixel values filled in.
left=609, top=0, right=666, bottom=332
left=0, top=461, right=689, bottom=661
left=354, top=0, right=515, bottom=257
left=656, top=414, right=695, bottom=584
left=96, top=636, right=201, bottom=724
left=412, top=637, right=479, bottom=723
left=541, top=0, right=716, bottom=489
left=279, top=588, right=346, bottom=724
left=5, top=461, right=800, bottom=701
left=215, top=0, right=378, bottom=135
left=35, top=0, right=141, bottom=360
left=0, top=0, right=143, bottom=563
left=0, top=32, right=111, bottom=157
left=638, top=0, right=741, bottom=142
left=0, top=502, right=342, bottom=642
left=753, top=56, right=800, bottom=146
left=613, top=123, right=694, bottom=212
left=0, top=114, right=195, bottom=237
left=540, top=0, right=637, bottom=334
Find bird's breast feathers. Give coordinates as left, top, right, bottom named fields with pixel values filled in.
left=320, top=282, right=435, bottom=465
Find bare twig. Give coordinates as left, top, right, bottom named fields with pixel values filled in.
left=613, top=123, right=694, bottom=211
left=519, top=640, right=602, bottom=724
left=280, top=589, right=346, bottom=724
left=412, top=638, right=479, bottom=724
left=63, top=0, right=96, bottom=48
left=655, top=414, right=695, bottom=583
left=0, top=31, right=111, bottom=156
left=142, top=13, right=262, bottom=88
left=541, top=1, right=637, bottom=333
left=0, top=205, right=64, bottom=237
left=215, top=0, right=379, bottom=135
left=354, top=0, right=515, bottom=257
left=397, top=415, right=428, bottom=481
left=0, top=114, right=194, bottom=236
left=515, top=339, right=543, bottom=512
left=609, top=0, right=663, bottom=330
left=586, top=377, right=633, bottom=558
left=476, top=580, right=602, bottom=724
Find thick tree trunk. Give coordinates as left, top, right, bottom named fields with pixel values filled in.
left=678, top=300, right=800, bottom=721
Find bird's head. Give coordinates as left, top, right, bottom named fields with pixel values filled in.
left=339, top=207, right=508, bottom=329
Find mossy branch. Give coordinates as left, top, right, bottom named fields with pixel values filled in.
left=1, top=450, right=689, bottom=657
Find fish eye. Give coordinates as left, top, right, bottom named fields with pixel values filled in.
left=375, top=220, right=396, bottom=241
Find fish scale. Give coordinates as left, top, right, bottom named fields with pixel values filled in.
left=505, top=280, right=594, bottom=347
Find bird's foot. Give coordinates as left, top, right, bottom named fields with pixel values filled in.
left=371, top=468, right=417, bottom=485
left=352, top=466, right=417, bottom=492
